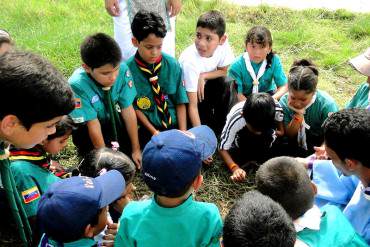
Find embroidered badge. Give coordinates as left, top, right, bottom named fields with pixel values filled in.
left=128, top=80, right=133, bottom=88
left=72, top=117, right=84, bottom=123
left=137, top=96, right=151, bottom=110
left=164, top=94, right=169, bottom=100
left=22, top=186, right=40, bottom=204
left=91, top=95, right=100, bottom=104
left=74, top=98, right=82, bottom=109
left=126, top=70, right=131, bottom=78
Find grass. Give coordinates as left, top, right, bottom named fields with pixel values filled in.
left=1, top=0, right=370, bottom=244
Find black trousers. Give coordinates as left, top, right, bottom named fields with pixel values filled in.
left=198, top=76, right=238, bottom=137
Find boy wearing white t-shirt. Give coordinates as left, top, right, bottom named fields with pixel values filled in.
left=179, top=10, right=234, bottom=135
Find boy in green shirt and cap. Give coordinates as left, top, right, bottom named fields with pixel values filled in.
left=69, top=33, right=141, bottom=167
left=127, top=11, right=188, bottom=146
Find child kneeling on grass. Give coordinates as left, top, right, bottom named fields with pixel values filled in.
left=115, top=125, right=223, bottom=246
left=37, top=170, right=125, bottom=247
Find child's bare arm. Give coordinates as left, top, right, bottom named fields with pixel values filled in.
left=272, top=84, right=288, bottom=100
left=176, top=104, right=187, bottom=131
left=121, top=106, right=141, bottom=168
left=187, top=92, right=201, bottom=127
left=135, top=110, right=158, bottom=135
left=87, top=119, right=106, bottom=149
left=219, top=149, right=246, bottom=182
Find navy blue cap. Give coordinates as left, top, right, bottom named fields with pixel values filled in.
left=142, top=125, right=217, bottom=197
left=37, top=170, right=125, bottom=242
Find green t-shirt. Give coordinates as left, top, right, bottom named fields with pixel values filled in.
left=279, top=90, right=338, bottom=138
left=68, top=63, right=137, bottom=124
left=10, top=161, right=60, bottom=217
left=228, top=54, right=287, bottom=96
left=38, top=234, right=97, bottom=247
left=127, top=53, right=188, bottom=129
left=298, top=205, right=368, bottom=247
left=346, top=82, right=369, bottom=109
left=115, top=195, right=223, bottom=247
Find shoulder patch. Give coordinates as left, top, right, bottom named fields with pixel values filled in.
left=22, top=186, right=40, bottom=204
left=74, top=98, right=82, bottom=109
left=72, top=117, right=84, bottom=123
left=91, top=95, right=100, bottom=104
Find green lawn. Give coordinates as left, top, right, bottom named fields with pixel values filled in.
left=1, top=0, right=370, bottom=243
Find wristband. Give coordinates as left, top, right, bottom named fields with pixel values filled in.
left=227, top=163, right=239, bottom=172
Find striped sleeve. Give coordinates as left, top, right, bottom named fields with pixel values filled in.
left=219, top=101, right=246, bottom=150
left=274, top=99, right=284, bottom=122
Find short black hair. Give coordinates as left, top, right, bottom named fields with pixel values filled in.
left=47, top=115, right=76, bottom=140
left=223, top=190, right=296, bottom=247
left=0, top=50, right=75, bottom=130
left=242, top=93, right=276, bottom=131
left=288, top=59, right=319, bottom=94
left=196, top=10, right=226, bottom=37
left=323, top=108, right=370, bottom=168
left=80, top=33, right=122, bottom=70
left=131, top=10, right=167, bottom=42
left=79, top=148, right=136, bottom=184
left=256, top=156, right=315, bottom=220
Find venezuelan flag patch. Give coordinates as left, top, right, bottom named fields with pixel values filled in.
left=74, top=98, right=82, bottom=109
left=21, top=186, right=40, bottom=204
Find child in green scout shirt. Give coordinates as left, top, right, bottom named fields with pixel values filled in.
left=127, top=11, right=188, bottom=146
left=0, top=51, right=75, bottom=245
left=228, top=26, right=287, bottom=101
left=115, top=126, right=223, bottom=246
left=279, top=59, right=338, bottom=157
left=37, top=170, right=125, bottom=247
left=9, top=116, right=76, bottom=243
left=256, top=156, right=368, bottom=247
left=69, top=33, right=141, bottom=167
left=346, top=47, right=370, bottom=110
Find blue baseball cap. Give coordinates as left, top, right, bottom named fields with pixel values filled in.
left=142, top=125, right=217, bottom=197
left=37, top=170, right=125, bottom=243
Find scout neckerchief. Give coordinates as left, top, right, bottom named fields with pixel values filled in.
left=243, top=52, right=267, bottom=94
left=297, top=93, right=317, bottom=150
left=9, top=145, right=70, bottom=178
left=88, top=74, right=123, bottom=148
left=293, top=205, right=322, bottom=232
left=134, top=52, right=172, bottom=129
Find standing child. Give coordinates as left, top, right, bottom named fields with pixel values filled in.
left=256, top=156, right=368, bottom=246
left=115, top=126, right=223, bottom=246
left=0, top=51, right=75, bottom=245
left=279, top=59, right=338, bottom=156
left=69, top=33, right=141, bottom=167
left=9, top=116, right=76, bottom=243
left=228, top=26, right=287, bottom=101
left=0, top=29, right=13, bottom=55
left=219, top=93, right=284, bottom=182
left=179, top=10, right=235, bottom=134
left=127, top=11, right=188, bottom=146
left=223, top=190, right=296, bottom=247
left=346, top=47, right=370, bottom=109
left=37, top=170, right=125, bottom=246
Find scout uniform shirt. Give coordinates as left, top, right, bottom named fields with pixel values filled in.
left=127, top=53, right=188, bottom=129
left=228, top=54, right=287, bottom=96
left=10, top=146, right=60, bottom=217
left=346, top=82, right=370, bottom=109
left=39, top=234, right=97, bottom=247
left=68, top=63, right=136, bottom=126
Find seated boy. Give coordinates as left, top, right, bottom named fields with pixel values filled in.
left=37, top=170, right=125, bottom=246
left=0, top=50, right=75, bottom=244
left=218, top=93, right=284, bottom=182
left=346, top=47, right=370, bottom=109
left=306, top=109, right=370, bottom=244
left=256, top=156, right=368, bottom=246
left=127, top=11, right=188, bottom=146
left=69, top=33, right=141, bottom=167
left=179, top=10, right=235, bottom=134
left=223, top=190, right=296, bottom=247
left=115, top=125, right=223, bottom=246
left=9, top=116, right=76, bottom=241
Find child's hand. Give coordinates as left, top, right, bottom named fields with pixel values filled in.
left=167, top=0, right=182, bottom=17
left=203, top=156, right=213, bottom=165
left=104, top=0, right=120, bottom=17
left=101, top=222, right=118, bottom=247
left=314, top=146, right=328, bottom=160
left=197, top=75, right=206, bottom=102
left=230, top=168, right=246, bottom=182
left=132, top=150, right=142, bottom=169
